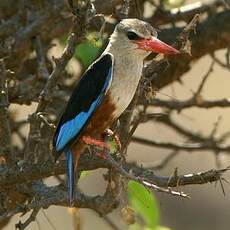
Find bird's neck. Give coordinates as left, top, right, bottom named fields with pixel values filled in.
left=104, top=41, right=144, bottom=86
left=104, top=39, right=145, bottom=78
left=103, top=42, right=144, bottom=119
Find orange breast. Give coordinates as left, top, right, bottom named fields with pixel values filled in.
left=83, top=92, right=116, bottom=136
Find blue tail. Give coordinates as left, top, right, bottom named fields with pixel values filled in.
left=64, top=149, right=75, bottom=206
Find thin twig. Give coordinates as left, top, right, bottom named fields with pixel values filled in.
left=24, top=1, right=89, bottom=161
left=103, top=215, right=122, bottom=230
left=0, top=59, right=14, bottom=163
left=143, top=97, right=230, bottom=110
left=210, top=53, right=229, bottom=69
left=194, top=61, right=214, bottom=97
left=41, top=209, right=56, bottom=230
left=0, top=164, right=228, bottom=221
left=101, top=150, right=189, bottom=199
left=131, top=136, right=230, bottom=153
left=15, top=208, right=40, bottom=230
left=146, top=151, right=180, bottom=170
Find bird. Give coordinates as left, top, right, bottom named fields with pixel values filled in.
left=53, top=18, right=179, bottom=205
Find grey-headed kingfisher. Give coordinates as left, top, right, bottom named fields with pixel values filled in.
left=53, top=19, right=179, bottom=205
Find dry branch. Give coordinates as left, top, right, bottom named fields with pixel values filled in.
left=0, top=157, right=228, bottom=221
left=0, top=0, right=230, bottom=228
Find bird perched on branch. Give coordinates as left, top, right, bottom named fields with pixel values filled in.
left=53, top=18, right=179, bottom=205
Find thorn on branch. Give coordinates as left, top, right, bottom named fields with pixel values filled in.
left=194, top=60, right=215, bottom=98
left=36, top=112, right=56, bottom=130
left=100, top=149, right=190, bottom=199
left=176, top=14, right=200, bottom=54
left=177, top=14, right=200, bottom=42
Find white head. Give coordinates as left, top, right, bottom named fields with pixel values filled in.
left=108, top=18, right=179, bottom=59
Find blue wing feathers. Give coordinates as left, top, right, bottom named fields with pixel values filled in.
left=56, top=97, right=103, bottom=151
left=53, top=54, right=113, bottom=154
left=65, top=149, right=74, bottom=205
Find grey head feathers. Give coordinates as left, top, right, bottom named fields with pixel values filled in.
left=116, top=18, right=158, bottom=40
left=106, top=19, right=157, bottom=58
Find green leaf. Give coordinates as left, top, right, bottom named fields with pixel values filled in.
left=59, top=34, right=68, bottom=45
left=145, top=226, right=172, bottom=230
left=162, top=0, right=186, bottom=9
left=154, top=226, right=172, bottom=230
left=127, top=180, right=160, bottom=229
left=75, top=33, right=104, bottom=67
left=75, top=42, right=100, bottom=67
left=80, top=171, right=90, bottom=179
left=59, top=32, right=104, bottom=68
left=106, top=135, right=119, bottom=154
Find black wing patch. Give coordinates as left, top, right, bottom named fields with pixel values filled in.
left=53, top=54, right=113, bottom=155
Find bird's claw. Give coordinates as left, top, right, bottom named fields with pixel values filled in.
left=82, top=135, right=111, bottom=159
left=82, top=129, right=122, bottom=160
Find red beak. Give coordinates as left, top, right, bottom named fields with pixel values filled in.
left=135, top=37, right=180, bottom=54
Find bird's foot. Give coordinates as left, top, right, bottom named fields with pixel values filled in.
left=95, top=152, right=108, bottom=160
left=82, top=135, right=111, bottom=160
left=82, top=130, right=121, bottom=160
left=103, top=129, right=122, bottom=153
left=82, top=135, right=109, bottom=150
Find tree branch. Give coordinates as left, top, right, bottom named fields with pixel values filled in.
left=0, top=59, right=14, bottom=163
left=146, top=10, right=230, bottom=89
left=131, top=136, right=230, bottom=153
left=144, top=97, right=230, bottom=110
left=0, top=162, right=228, bottom=222
left=24, top=1, right=90, bottom=161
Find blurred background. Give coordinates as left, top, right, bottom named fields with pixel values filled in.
left=2, top=0, right=230, bottom=229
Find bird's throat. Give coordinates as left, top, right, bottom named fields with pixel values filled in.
left=109, top=53, right=143, bottom=118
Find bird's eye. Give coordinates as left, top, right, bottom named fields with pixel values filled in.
left=126, top=31, right=140, bottom=40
